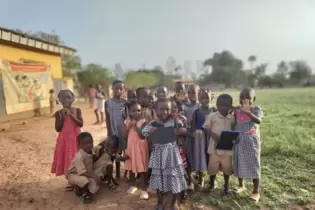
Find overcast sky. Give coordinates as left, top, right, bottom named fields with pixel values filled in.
left=1, top=0, right=315, bottom=73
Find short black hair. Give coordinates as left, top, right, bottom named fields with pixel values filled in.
left=112, top=80, right=123, bottom=86
left=216, top=94, right=233, bottom=105
left=49, top=89, right=54, bottom=94
left=77, top=132, right=93, bottom=144
left=136, top=87, right=149, bottom=97
left=57, top=89, right=75, bottom=100
left=155, top=98, right=171, bottom=108
left=127, top=100, right=140, bottom=110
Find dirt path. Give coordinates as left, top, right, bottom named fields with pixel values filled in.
left=0, top=104, right=194, bottom=210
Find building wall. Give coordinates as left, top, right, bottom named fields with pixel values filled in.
left=0, top=42, right=63, bottom=121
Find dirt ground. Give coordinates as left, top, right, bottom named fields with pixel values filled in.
left=0, top=104, right=199, bottom=210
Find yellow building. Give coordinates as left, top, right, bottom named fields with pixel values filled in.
left=0, top=27, right=76, bottom=121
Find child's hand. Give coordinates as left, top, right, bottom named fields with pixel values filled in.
left=241, top=99, right=251, bottom=113
left=63, top=108, right=71, bottom=115
left=175, top=128, right=187, bottom=135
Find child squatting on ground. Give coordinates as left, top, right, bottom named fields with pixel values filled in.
left=66, top=132, right=118, bottom=204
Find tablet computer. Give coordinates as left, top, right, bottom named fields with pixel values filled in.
left=150, top=127, right=177, bottom=145
left=216, top=130, right=240, bottom=150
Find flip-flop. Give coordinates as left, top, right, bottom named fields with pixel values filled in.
left=65, top=183, right=74, bottom=191
left=80, top=192, right=93, bottom=204
left=249, top=193, right=260, bottom=203
left=232, top=186, right=246, bottom=194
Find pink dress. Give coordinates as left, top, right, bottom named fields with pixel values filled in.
left=51, top=109, right=81, bottom=176
left=124, top=119, right=149, bottom=173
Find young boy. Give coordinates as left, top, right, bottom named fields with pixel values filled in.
left=202, top=94, right=235, bottom=196
left=66, top=132, right=116, bottom=204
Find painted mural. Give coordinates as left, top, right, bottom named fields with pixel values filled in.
left=0, top=60, right=54, bottom=114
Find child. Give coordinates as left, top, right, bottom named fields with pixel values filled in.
left=136, top=87, right=155, bottom=122
left=88, top=84, right=96, bottom=108
left=171, top=101, right=190, bottom=203
left=127, top=89, right=137, bottom=102
left=232, top=87, right=263, bottom=203
left=141, top=99, right=187, bottom=210
left=94, top=84, right=105, bottom=124
left=51, top=89, right=83, bottom=187
left=191, top=90, right=216, bottom=189
left=66, top=132, right=117, bottom=204
left=183, top=84, right=200, bottom=190
left=156, top=86, right=168, bottom=100
left=202, top=94, right=235, bottom=196
left=123, top=101, right=149, bottom=199
left=171, top=82, right=186, bottom=112
left=49, top=89, right=55, bottom=115
left=105, top=80, right=127, bottom=180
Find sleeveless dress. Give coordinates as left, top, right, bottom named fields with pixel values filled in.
left=105, top=98, right=127, bottom=150
left=51, top=109, right=81, bottom=176
left=124, top=119, right=149, bottom=173
left=233, top=106, right=263, bottom=179
left=183, top=102, right=200, bottom=168
left=191, top=107, right=215, bottom=172
left=142, top=118, right=187, bottom=193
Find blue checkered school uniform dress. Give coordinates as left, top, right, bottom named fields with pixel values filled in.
left=233, top=106, right=263, bottom=179
left=105, top=98, right=127, bottom=150
left=183, top=102, right=200, bottom=168
left=142, top=118, right=188, bottom=194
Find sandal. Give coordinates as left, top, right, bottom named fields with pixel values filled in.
left=107, top=183, right=117, bottom=191
left=232, top=186, right=246, bottom=194
left=249, top=193, right=260, bottom=203
left=74, top=185, right=83, bottom=197
left=155, top=204, right=162, bottom=210
left=65, top=183, right=74, bottom=191
left=80, top=192, right=93, bottom=204
left=181, top=191, right=188, bottom=203
left=140, top=190, right=149, bottom=200
left=223, top=189, right=234, bottom=196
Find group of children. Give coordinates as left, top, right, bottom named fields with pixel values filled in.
left=50, top=80, right=263, bottom=209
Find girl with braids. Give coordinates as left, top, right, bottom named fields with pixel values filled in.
left=51, top=89, right=83, bottom=189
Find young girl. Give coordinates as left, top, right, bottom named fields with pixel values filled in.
left=141, top=99, right=187, bottom=210
left=171, top=101, right=190, bottom=203
left=49, top=89, right=55, bottom=116
left=233, top=87, right=263, bottom=203
left=105, top=80, right=127, bottom=180
left=136, top=87, right=155, bottom=122
left=183, top=84, right=200, bottom=190
left=191, top=90, right=216, bottom=189
left=51, top=89, right=83, bottom=189
left=123, top=101, right=149, bottom=199
left=94, top=84, right=105, bottom=124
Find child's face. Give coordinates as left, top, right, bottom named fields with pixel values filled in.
left=187, top=87, right=198, bottom=102
left=156, top=101, right=171, bottom=121
left=127, top=91, right=137, bottom=102
left=240, top=88, right=255, bottom=105
left=79, top=137, right=94, bottom=154
left=174, top=83, right=185, bottom=93
left=59, top=90, right=74, bottom=108
left=217, top=98, right=232, bottom=116
left=112, top=82, right=124, bottom=97
left=156, top=87, right=168, bottom=100
left=129, top=103, right=142, bottom=120
left=138, top=89, right=150, bottom=107
left=199, top=93, right=210, bottom=107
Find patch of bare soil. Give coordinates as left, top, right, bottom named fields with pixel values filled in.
left=0, top=104, right=194, bottom=210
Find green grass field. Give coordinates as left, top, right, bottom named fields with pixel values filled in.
left=193, top=88, right=315, bottom=210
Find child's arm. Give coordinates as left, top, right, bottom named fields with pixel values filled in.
left=242, top=106, right=263, bottom=124
left=69, top=108, right=83, bottom=127
left=138, top=122, right=156, bottom=139
left=75, top=158, right=97, bottom=178
left=55, top=110, right=64, bottom=132
left=202, top=114, right=220, bottom=142
left=104, top=100, right=112, bottom=136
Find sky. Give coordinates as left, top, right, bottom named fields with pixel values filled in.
left=1, top=0, right=315, bottom=74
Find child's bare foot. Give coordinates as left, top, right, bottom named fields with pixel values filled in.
left=92, top=121, right=100, bottom=125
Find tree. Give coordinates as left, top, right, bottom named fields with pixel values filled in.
left=202, top=50, right=244, bottom=87
left=272, top=61, right=289, bottom=86
left=124, top=71, right=159, bottom=89
left=183, top=60, right=192, bottom=78
left=76, top=64, right=111, bottom=93
left=289, top=60, right=312, bottom=83
left=254, top=63, right=268, bottom=78
left=113, top=63, right=124, bottom=80
left=248, top=55, right=257, bottom=72
left=62, top=54, right=82, bottom=77
left=165, top=57, right=177, bottom=75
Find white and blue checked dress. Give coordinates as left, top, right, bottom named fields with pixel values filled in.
left=142, top=118, right=188, bottom=194
left=233, top=106, right=263, bottom=179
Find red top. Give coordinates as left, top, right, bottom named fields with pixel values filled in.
left=88, top=88, right=96, bottom=97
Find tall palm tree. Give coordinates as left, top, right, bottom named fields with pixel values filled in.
left=248, top=55, right=257, bottom=72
